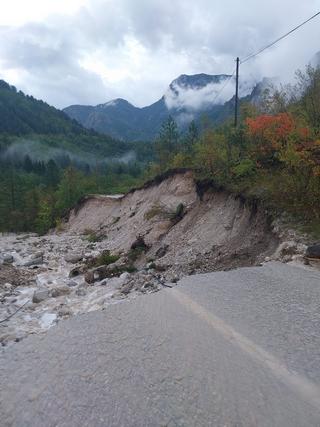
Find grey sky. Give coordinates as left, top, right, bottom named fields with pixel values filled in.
left=0, top=0, right=319, bottom=108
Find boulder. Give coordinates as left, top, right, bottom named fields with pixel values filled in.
left=65, top=253, right=83, bottom=264
left=69, top=265, right=86, bottom=278
left=67, top=280, right=78, bottom=287
left=23, top=257, right=44, bottom=267
left=84, top=271, right=95, bottom=284
left=50, top=286, right=71, bottom=298
left=32, top=289, right=49, bottom=303
left=306, top=244, right=320, bottom=259
left=3, top=254, right=14, bottom=264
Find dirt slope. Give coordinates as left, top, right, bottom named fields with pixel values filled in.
left=66, top=170, right=279, bottom=275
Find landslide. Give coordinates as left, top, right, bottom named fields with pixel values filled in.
left=66, top=170, right=279, bottom=275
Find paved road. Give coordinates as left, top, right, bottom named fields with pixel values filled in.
left=1, top=262, right=320, bottom=426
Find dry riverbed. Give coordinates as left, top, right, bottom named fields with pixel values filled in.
left=0, top=232, right=162, bottom=347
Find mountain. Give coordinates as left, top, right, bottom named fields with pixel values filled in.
left=64, top=73, right=236, bottom=141
left=0, top=80, right=131, bottom=159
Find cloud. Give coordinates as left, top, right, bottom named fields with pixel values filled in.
left=1, top=139, right=136, bottom=167
left=164, top=80, right=234, bottom=110
left=0, top=0, right=319, bottom=108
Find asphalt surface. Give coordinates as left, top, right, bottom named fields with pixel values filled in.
left=1, top=262, right=320, bottom=426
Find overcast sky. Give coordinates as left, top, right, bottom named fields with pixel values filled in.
left=0, top=0, right=319, bottom=109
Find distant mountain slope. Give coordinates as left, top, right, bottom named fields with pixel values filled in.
left=0, top=80, right=132, bottom=159
left=0, top=80, right=85, bottom=135
left=64, top=74, right=236, bottom=141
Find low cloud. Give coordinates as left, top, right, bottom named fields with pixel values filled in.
left=1, top=140, right=136, bottom=168
left=0, top=0, right=319, bottom=108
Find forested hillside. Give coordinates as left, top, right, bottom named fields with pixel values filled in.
left=150, top=65, right=320, bottom=235
left=0, top=65, right=319, bottom=235
left=0, top=80, right=152, bottom=233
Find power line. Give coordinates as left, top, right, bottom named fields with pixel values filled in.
left=211, top=67, right=236, bottom=104
left=241, top=11, right=320, bottom=64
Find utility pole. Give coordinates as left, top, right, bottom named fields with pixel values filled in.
left=234, top=57, right=240, bottom=127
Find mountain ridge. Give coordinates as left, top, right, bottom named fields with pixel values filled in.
left=63, top=73, right=239, bottom=141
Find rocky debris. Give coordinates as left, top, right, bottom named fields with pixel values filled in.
left=1, top=172, right=319, bottom=347
left=117, top=271, right=160, bottom=296
left=32, top=289, right=50, bottom=304
left=272, top=241, right=307, bottom=263
left=0, top=264, right=35, bottom=288
left=65, top=253, right=83, bottom=264
left=306, top=244, right=320, bottom=259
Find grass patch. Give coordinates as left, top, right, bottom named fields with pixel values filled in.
left=93, top=250, right=120, bottom=267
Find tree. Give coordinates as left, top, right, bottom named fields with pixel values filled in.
left=184, top=121, right=199, bottom=153
left=155, top=116, right=179, bottom=170
left=295, top=65, right=320, bottom=134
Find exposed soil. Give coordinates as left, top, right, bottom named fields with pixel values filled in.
left=0, top=170, right=311, bottom=346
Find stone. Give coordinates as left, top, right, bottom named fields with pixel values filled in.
left=32, top=289, right=50, bottom=303
left=67, top=280, right=78, bottom=287
left=155, top=245, right=169, bottom=258
left=75, top=288, right=87, bottom=297
left=4, top=283, right=13, bottom=291
left=119, top=272, right=131, bottom=282
left=84, top=271, right=95, bottom=284
left=50, top=286, right=71, bottom=298
left=23, top=257, right=44, bottom=267
left=69, top=265, right=86, bottom=278
left=58, top=306, right=72, bottom=317
left=32, top=251, right=44, bottom=260
left=65, top=253, right=83, bottom=264
left=3, top=254, right=14, bottom=264
left=306, top=244, right=320, bottom=259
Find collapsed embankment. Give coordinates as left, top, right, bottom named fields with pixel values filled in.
left=1, top=170, right=313, bottom=346
left=67, top=169, right=280, bottom=276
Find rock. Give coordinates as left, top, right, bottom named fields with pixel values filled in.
left=0, top=332, right=17, bottom=346
left=4, top=283, right=13, bottom=291
left=274, top=241, right=306, bottom=261
left=120, top=281, right=134, bottom=295
left=75, top=288, right=87, bottom=297
left=119, top=272, right=131, bottom=282
left=65, top=253, right=83, bottom=264
left=50, top=286, right=71, bottom=298
left=156, top=245, right=169, bottom=258
left=69, top=265, right=86, bottom=278
left=306, top=244, right=320, bottom=259
left=32, top=289, right=50, bottom=303
left=58, top=306, right=72, bottom=317
left=23, top=257, right=44, bottom=267
left=3, top=254, right=14, bottom=264
left=67, top=280, right=78, bottom=287
left=32, top=251, right=44, bottom=260
left=84, top=271, right=95, bottom=284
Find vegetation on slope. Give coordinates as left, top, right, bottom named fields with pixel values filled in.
left=150, top=65, right=320, bottom=234
left=0, top=65, right=319, bottom=235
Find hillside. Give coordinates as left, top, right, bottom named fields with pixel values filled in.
left=0, top=80, right=134, bottom=159
left=64, top=73, right=238, bottom=141
left=0, top=80, right=85, bottom=136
